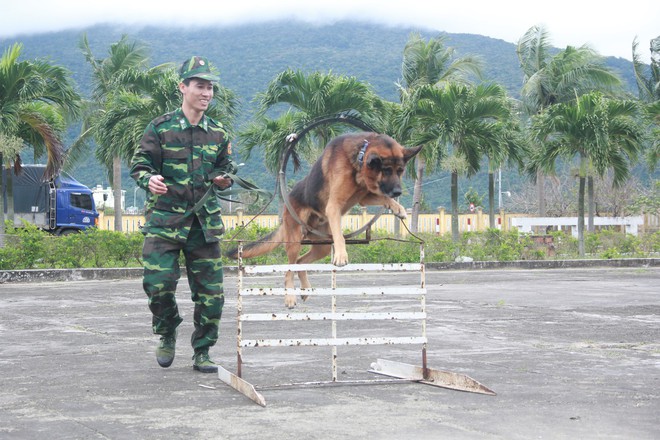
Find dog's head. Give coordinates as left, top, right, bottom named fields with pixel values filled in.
left=362, top=136, right=422, bottom=198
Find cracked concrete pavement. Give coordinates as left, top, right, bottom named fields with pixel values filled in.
left=0, top=266, right=658, bottom=439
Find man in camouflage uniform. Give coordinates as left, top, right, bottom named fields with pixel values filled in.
left=130, top=56, right=236, bottom=373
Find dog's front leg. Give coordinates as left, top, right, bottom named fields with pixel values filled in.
left=326, top=203, right=348, bottom=266
left=360, top=194, right=407, bottom=220
left=386, top=198, right=407, bottom=220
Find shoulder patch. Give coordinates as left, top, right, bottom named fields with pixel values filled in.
left=152, top=112, right=174, bottom=127
left=208, top=116, right=224, bottom=129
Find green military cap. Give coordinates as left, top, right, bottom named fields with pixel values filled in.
left=179, top=56, right=220, bottom=82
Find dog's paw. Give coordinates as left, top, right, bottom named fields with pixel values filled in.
left=385, top=200, right=407, bottom=219
left=332, top=251, right=349, bottom=267
left=284, top=294, right=297, bottom=309
left=391, top=205, right=407, bottom=220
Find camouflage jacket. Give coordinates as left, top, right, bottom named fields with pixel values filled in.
left=130, top=107, right=236, bottom=243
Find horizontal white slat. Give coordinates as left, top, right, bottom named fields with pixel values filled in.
left=240, top=336, right=427, bottom=348
left=239, top=286, right=426, bottom=297
left=239, top=311, right=426, bottom=322
left=242, top=263, right=422, bottom=274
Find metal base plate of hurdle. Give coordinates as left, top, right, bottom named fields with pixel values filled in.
left=217, top=359, right=495, bottom=407
left=218, top=246, right=495, bottom=406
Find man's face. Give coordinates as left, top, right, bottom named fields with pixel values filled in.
left=180, top=78, right=214, bottom=113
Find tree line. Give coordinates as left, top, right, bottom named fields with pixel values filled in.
left=1, top=25, right=659, bottom=256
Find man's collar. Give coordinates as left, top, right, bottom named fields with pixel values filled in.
left=175, top=108, right=209, bottom=131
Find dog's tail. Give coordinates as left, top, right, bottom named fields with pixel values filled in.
left=225, top=226, right=285, bottom=260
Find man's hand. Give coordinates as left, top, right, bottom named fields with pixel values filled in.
left=148, top=175, right=168, bottom=195
left=213, top=175, right=232, bottom=190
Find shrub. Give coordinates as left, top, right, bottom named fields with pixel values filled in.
left=642, top=231, right=660, bottom=254
left=0, top=221, right=49, bottom=269
left=585, top=233, right=601, bottom=255
left=424, top=233, right=458, bottom=262
left=45, top=232, right=94, bottom=268
left=601, top=229, right=641, bottom=256
left=550, top=231, right=578, bottom=258
left=349, top=231, right=421, bottom=263
left=600, top=247, right=622, bottom=259
left=37, top=228, right=144, bottom=268
left=448, top=229, right=535, bottom=261
left=0, top=239, right=21, bottom=269
left=1, top=221, right=659, bottom=270
left=221, top=222, right=288, bottom=265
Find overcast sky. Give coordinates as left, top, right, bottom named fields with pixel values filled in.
left=1, top=0, right=657, bottom=62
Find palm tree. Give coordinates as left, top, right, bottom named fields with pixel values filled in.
left=632, top=35, right=660, bottom=169
left=532, top=92, right=645, bottom=256
left=395, top=33, right=482, bottom=232
left=94, top=68, right=182, bottom=168
left=0, top=43, right=81, bottom=243
left=241, top=69, right=379, bottom=181
left=646, top=101, right=660, bottom=169
left=239, top=111, right=307, bottom=174
left=412, top=82, right=514, bottom=242
left=632, top=36, right=660, bottom=103
left=481, top=117, right=528, bottom=228
left=77, top=34, right=150, bottom=231
left=517, top=25, right=623, bottom=216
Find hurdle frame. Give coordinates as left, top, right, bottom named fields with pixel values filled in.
left=217, top=242, right=495, bottom=406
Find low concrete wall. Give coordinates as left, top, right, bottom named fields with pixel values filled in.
left=426, top=258, right=660, bottom=270
left=1, top=258, right=658, bottom=283
left=0, top=267, right=144, bottom=284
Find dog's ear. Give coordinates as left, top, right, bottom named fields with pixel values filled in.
left=403, top=145, right=423, bottom=163
left=366, top=153, right=382, bottom=170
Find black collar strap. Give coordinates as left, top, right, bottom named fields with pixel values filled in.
left=357, top=139, right=369, bottom=168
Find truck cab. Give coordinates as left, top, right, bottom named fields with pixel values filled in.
left=3, top=165, right=99, bottom=235
left=52, top=172, right=99, bottom=234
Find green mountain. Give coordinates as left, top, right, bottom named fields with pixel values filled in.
left=1, top=20, right=642, bottom=211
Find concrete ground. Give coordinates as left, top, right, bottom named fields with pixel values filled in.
left=0, top=266, right=658, bottom=439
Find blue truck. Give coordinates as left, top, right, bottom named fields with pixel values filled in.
left=2, top=165, right=99, bottom=235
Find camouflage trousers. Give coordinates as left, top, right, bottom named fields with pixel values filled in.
left=142, top=219, right=224, bottom=353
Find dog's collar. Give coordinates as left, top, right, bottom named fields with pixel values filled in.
left=357, top=139, right=369, bottom=168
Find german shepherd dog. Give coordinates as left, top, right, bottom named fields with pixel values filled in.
left=228, top=132, right=422, bottom=308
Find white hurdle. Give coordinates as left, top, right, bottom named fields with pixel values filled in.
left=217, top=243, right=495, bottom=406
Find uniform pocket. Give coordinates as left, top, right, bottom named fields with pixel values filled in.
left=161, top=148, right=189, bottom=177
left=205, top=197, right=222, bottom=214
left=202, top=144, right=220, bottom=176
left=207, top=213, right=225, bottom=237
left=151, top=195, right=188, bottom=230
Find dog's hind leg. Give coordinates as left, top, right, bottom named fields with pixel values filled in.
left=296, top=243, right=332, bottom=301
left=284, top=240, right=302, bottom=308
left=279, top=205, right=315, bottom=308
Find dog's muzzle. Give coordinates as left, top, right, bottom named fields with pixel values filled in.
left=381, top=182, right=402, bottom=198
